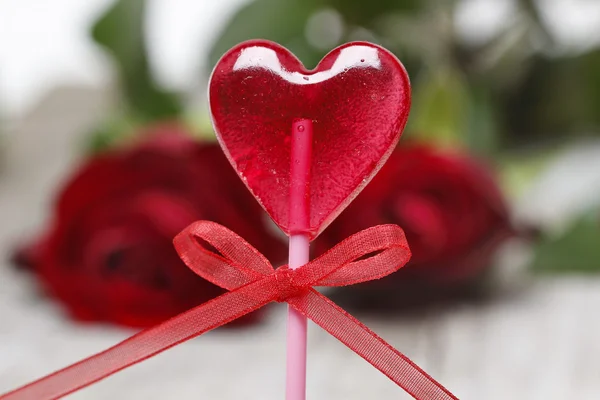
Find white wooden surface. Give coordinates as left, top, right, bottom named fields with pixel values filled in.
left=1, top=87, right=600, bottom=399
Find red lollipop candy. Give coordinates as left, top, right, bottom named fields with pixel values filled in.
left=209, top=40, right=411, bottom=239
left=0, top=40, right=460, bottom=400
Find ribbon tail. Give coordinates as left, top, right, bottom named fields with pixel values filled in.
left=1, top=281, right=275, bottom=400
left=288, top=289, right=459, bottom=400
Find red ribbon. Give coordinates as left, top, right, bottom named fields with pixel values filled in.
left=1, top=221, right=457, bottom=400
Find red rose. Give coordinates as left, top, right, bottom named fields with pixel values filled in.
left=15, top=124, right=286, bottom=328
left=315, top=145, right=512, bottom=290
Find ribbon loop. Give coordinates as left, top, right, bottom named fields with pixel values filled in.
left=175, top=220, right=273, bottom=290
left=293, top=224, right=411, bottom=288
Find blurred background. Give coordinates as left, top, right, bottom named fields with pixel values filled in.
left=1, top=0, right=600, bottom=398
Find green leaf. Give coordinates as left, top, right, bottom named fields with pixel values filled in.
left=183, top=111, right=218, bottom=142
left=86, top=116, right=141, bottom=154
left=324, top=0, right=422, bottom=27
left=465, top=85, right=498, bottom=155
left=496, top=146, right=559, bottom=199
left=92, top=0, right=182, bottom=121
left=208, top=0, right=326, bottom=69
left=502, top=50, right=600, bottom=145
left=407, top=67, right=470, bottom=147
left=519, top=0, right=555, bottom=47
left=531, top=215, right=600, bottom=273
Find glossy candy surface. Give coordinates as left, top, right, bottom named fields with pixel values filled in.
left=209, top=40, right=411, bottom=239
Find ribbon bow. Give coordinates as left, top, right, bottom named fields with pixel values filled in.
left=1, top=221, right=457, bottom=400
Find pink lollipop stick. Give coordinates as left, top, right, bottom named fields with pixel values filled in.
left=286, top=119, right=312, bottom=400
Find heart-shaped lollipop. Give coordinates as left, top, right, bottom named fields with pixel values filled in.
left=209, top=40, right=411, bottom=239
